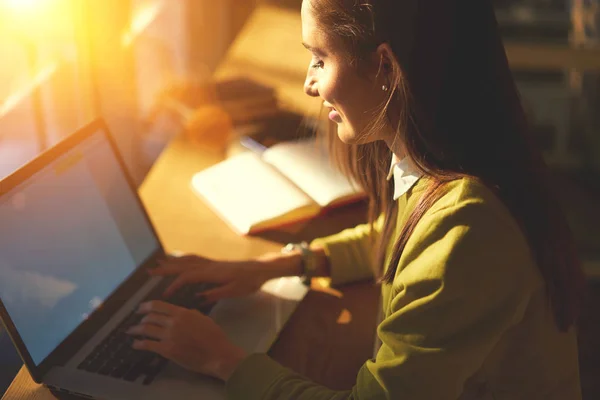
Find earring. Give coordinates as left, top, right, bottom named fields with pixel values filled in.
left=382, top=85, right=389, bottom=92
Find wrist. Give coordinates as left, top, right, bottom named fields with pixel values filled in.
left=254, top=252, right=302, bottom=280
left=281, top=242, right=318, bottom=285
left=215, top=346, right=247, bottom=382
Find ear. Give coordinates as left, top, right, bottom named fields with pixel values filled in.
left=371, top=43, right=396, bottom=80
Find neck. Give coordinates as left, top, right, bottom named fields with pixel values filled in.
left=383, top=135, right=407, bottom=161
left=382, top=134, right=423, bottom=174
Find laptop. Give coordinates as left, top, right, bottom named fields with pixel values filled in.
left=0, top=118, right=308, bottom=399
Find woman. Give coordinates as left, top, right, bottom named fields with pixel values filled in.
left=127, top=0, right=585, bottom=398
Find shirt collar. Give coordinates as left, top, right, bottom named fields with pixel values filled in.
left=386, top=154, right=422, bottom=200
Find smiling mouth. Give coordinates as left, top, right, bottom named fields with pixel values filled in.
left=323, top=102, right=342, bottom=122
left=328, top=109, right=341, bottom=122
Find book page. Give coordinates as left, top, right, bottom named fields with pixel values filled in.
left=191, top=152, right=318, bottom=234
left=262, top=139, right=364, bottom=207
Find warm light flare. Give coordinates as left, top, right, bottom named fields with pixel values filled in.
left=122, top=0, right=164, bottom=47
left=3, top=0, right=51, bottom=12
left=0, top=0, right=71, bottom=41
left=0, top=62, right=59, bottom=117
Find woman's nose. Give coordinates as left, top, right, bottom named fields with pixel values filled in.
left=304, top=67, right=319, bottom=97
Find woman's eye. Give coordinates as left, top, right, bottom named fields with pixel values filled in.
left=311, top=60, right=324, bottom=69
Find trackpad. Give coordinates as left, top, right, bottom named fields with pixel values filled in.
left=209, top=277, right=308, bottom=353
left=152, top=362, right=224, bottom=397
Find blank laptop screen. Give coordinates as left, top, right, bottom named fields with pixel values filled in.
left=0, top=129, right=159, bottom=365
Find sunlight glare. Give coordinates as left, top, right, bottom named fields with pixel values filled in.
left=0, top=62, right=59, bottom=118
left=122, top=0, right=164, bottom=47
left=1, top=0, right=71, bottom=41
left=4, top=0, right=50, bottom=12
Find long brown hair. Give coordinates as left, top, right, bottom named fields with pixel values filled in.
left=310, top=0, right=585, bottom=331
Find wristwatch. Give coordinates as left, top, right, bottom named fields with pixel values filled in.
left=281, top=241, right=317, bottom=285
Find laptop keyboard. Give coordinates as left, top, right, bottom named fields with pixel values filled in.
left=76, top=279, right=216, bottom=385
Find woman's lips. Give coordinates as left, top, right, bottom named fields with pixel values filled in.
left=324, top=102, right=342, bottom=122
left=328, top=109, right=341, bottom=122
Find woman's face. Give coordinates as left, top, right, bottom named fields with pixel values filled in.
left=301, top=0, right=390, bottom=144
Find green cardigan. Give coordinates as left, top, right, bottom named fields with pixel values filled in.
left=226, top=178, right=581, bottom=399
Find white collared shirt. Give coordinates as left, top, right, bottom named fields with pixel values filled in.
left=386, top=154, right=423, bottom=200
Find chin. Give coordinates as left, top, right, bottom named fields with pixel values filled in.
left=335, top=125, right=359, bottom=144
left=336, top=125, right=376, bottom=145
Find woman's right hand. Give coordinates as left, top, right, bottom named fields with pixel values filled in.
left=150, top=252, right=297, bottom=303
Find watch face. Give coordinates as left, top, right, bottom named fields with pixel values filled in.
left=282, top=243, right=299, bottom=253
left=280, top=243, right=316, bottom=280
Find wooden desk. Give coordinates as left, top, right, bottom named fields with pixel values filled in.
left=3, top=4, right=379, bottom=399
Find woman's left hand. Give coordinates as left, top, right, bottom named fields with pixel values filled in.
left=126, top=300, right=247, bottom=381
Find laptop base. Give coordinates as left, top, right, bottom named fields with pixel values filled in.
left=44, top=277, right=308, bottom=400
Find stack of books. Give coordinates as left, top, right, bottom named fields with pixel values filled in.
left=162, top=76, right=279, bottom=127
left=212, top=77, right=279, bottom=125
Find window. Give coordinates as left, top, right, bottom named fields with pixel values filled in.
left=0, top=39, right=40, bottom=178
left=0, top=0, right=95, bottom=178
left=1, top=1, right=248, bottom=393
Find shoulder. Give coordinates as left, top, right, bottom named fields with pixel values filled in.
left=428, top=177, right=505, bottom=216
left=397, top=177, right=542, bottom=291
left=421, top=177, right=522, bottom=238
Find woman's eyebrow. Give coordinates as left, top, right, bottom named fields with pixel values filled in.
left=302, top=42, right=326, bottom=56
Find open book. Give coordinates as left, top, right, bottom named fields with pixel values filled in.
left=191, top=138, right=365, bottom=235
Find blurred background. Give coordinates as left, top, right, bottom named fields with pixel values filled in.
left=0, top=0, right=599, bottom=396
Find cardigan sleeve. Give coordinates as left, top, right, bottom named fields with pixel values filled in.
left=310, top=215, right=384, bottom=286
left=226, top=199, right=540, bottom=400
left=361, top=200, right=539, bottom=399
